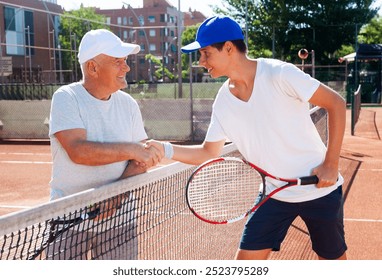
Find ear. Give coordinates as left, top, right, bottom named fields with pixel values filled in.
left=225, top=41, right=234, bottom=54
left=86, top=60, right=98, bottom=76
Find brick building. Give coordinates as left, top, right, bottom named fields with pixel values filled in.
left=0, top=0, right=62, bottom=83
left=96, top=0, right=207, bottom=83
left=183, top=7, right=207, bottom=26
left=0, top=0, right=206, bottom=84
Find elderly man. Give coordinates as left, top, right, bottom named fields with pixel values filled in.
left=48, top=29, right=162, bottom=259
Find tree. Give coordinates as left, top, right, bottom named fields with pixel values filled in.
left=59, top=6, right=107, bottom=82
left=180, top=24, right=205, bottom=80
left=212, top=0, right=378, bottom=64
left=145, top=54, right=175, bottom=81
left=358, top=15, right=382, bottom=44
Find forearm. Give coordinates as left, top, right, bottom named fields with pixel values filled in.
left=120, top=160, right=148, bottom=179
left=66, top=140, right=145, bottom=166
left=172, top=144, right=218, bottom=165
left=309, top=84, right=346, bottom=169
left=146, top=139, right=225, bottom=166
left=324, top=98, right=346, bottom=168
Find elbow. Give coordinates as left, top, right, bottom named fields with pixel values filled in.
left=67, top=151, right=87, bottom=165
left=65, top=144, right=93, bottom=165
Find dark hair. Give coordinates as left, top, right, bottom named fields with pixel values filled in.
left=210, top=39, right=247, bottom=53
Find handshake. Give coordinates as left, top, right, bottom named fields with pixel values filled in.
left=121, top=140, right=174, bottom=178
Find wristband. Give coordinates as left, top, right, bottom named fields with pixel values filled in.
left=163, top=142, right=174, bottom=159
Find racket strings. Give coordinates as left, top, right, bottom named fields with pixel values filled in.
left=188, top=160, right=263, bottom=223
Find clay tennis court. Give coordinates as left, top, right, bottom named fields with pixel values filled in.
left=0, top=107, right=381, bottom=260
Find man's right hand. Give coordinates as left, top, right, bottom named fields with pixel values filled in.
left=131, top=142, right=163, bottom=168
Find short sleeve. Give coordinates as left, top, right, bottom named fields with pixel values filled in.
left=278, top=63, right=320, bottom=102
left=49, top=87, right=85, bottom=136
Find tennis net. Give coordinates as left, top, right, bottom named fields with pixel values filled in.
left=0, top=107, right=327, bottom=260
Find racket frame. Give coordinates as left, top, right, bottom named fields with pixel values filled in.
left=186, top=157, right=319, bottom=225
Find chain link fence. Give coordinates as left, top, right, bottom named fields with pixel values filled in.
left=0, top=82, right=222, bottom=141
left=0, top=75, right=348, bottom=141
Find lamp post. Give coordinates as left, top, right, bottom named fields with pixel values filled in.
left=122, top=1, right=153, bottom=83
left=177, top=0, right=183, bottom=98
left=245, top=0, right=248, bottom=47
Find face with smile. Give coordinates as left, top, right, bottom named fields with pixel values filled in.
left=91, top=54, right=130, bottom=94
left=198, top=44, right=230, bottom=79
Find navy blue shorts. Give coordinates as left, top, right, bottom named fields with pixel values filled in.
left=240, top=186, right=347, bottom=259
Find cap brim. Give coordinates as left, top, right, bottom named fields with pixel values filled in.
left=181, top=41, right=202, bottom=54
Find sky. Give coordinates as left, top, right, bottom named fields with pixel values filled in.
left=56, top=0, right=221, bottom=17
left=374, top=0, right=382, bottom=14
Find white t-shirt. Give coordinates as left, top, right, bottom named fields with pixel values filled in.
left=205, top=58, right=343, bottom=202
left=49, top=82, right=147, bottom=198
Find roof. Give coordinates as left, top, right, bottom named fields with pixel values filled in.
left=356, top=43, right=382, bottom=59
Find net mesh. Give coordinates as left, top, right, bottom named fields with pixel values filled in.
left=0, top=107, right=327, bottom=260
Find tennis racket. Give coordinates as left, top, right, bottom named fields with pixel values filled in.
left=185, top=157, right=319, bottom=225
left=28, top=207, right=100, bottom=260
left=28, top=192, right=129, bottom=259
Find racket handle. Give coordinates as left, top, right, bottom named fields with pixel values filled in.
left=299, top=175, right=319, bottom=185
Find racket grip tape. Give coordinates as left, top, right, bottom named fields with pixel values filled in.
left=299, top=175, right=319, bottom=185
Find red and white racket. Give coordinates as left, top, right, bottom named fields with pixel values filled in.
left=185, top=157, right=319, bottom=224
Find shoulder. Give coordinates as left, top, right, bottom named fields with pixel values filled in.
left=112, top=90, right=141, bottom=109
left=258, top=58, right=309, bottom=84
left=51, top=83, right=84, bottom=105
left=114, top=90, right=138, bottom=102
left=257, top=58, right=296, bottom=73
left=52, top=82, right=82, bottom=99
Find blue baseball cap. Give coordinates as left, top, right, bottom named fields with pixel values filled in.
left=181, top=16, right=244, bottom=54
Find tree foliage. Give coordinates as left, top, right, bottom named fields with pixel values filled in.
left=212, top=0, right=378, bottom=64
left=146, top=54, right=175, bottom=81
left=59, top=6, right=107, bottom=80
left=358, top=15, right=382, bottom=44
left=180, top=24, right=206, bottom=79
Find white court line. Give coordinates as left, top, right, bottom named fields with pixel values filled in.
left=0, top=152, right=50, bottom=156
left=0, top=160, right=52, bottom=164
left=0, top=205, right=32, bottom=209
left=344, top=218, right=382, bottom=223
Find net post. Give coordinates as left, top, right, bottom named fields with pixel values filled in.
left=351, top=85, right=361, bottom=136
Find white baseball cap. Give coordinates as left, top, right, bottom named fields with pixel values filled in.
left=78, top=29, right=140, bottom=64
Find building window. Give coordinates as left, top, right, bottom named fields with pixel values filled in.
left=148, top=15, right=155, bottom=23
left=123, top=16, right=127, bottom=25
left=149, top=29, right=156, bottom=37
left=138, top=15, right=144, bottom=26
left=129, top=16, right=133, bottom=25
left=24, top=11, right=34, bottom=56
left=161, top=28, right=169, bottom=37
left=149, top=44, right=156, bottom=51
left=4, top=7, right=34, bottom=56
left=117, top=17, right=122, bottom=25
left=140, top=44, right=145, bottom=51
left=106, top=17, right=111, bottom=25
left=123, top=30, right=128, bottom=40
